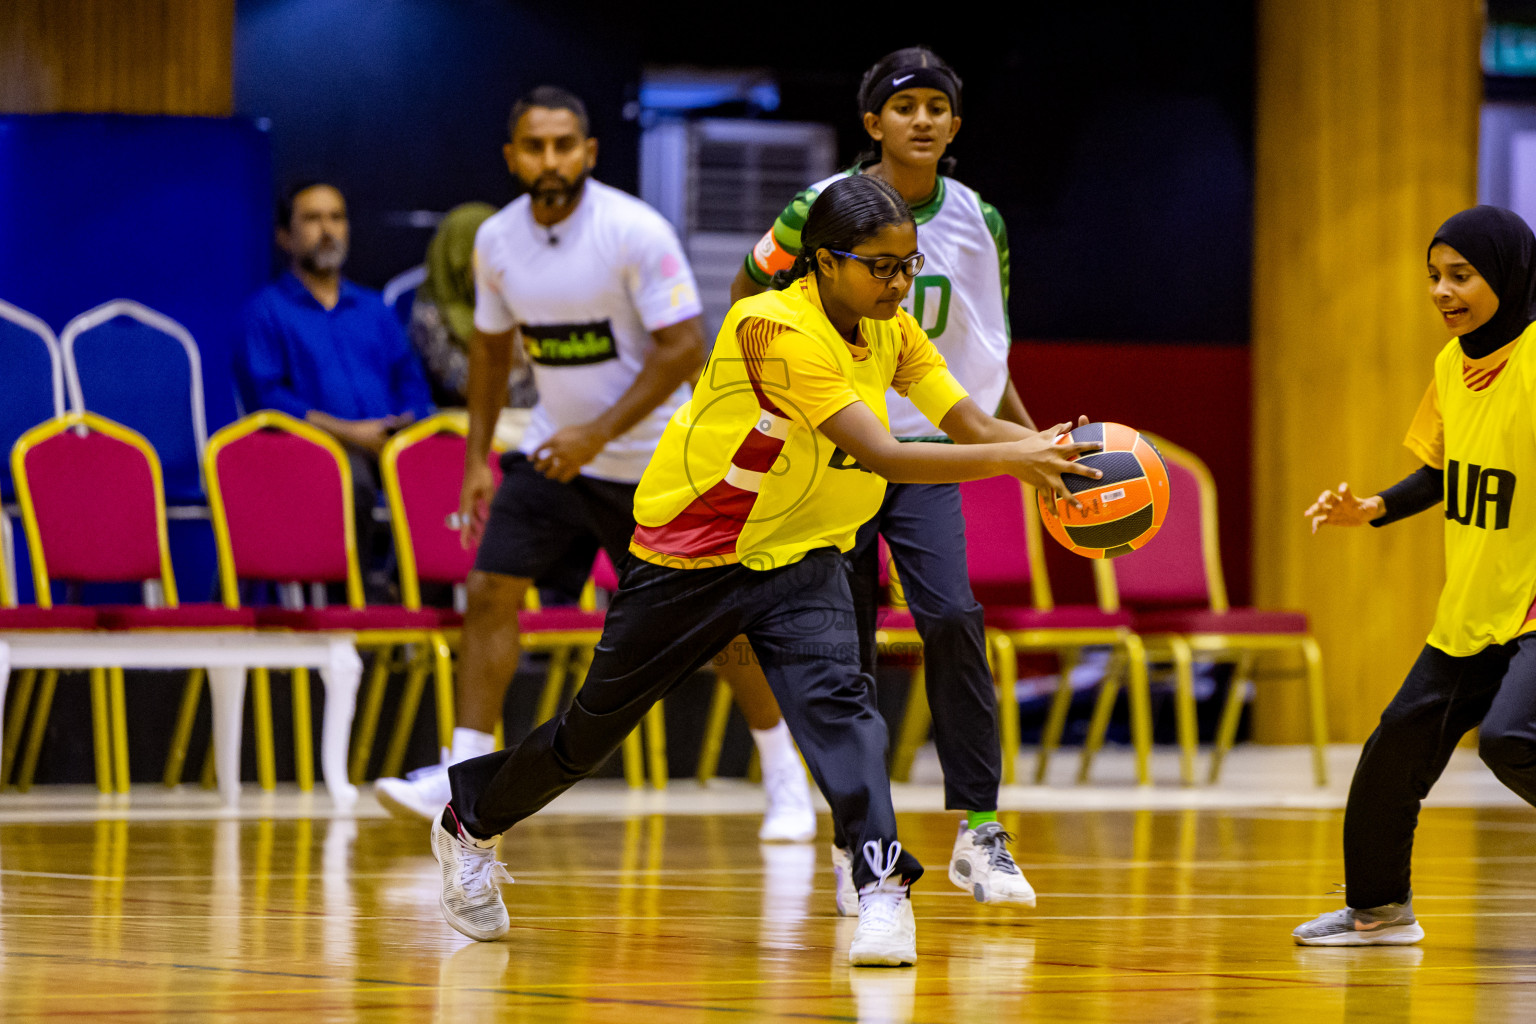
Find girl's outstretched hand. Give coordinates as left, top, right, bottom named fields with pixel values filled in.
left=1305, top=482, right=1385, bottom=534
left=1008, top=422, right=1102, bottom=509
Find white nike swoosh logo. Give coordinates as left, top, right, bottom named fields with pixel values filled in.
left=893, top=74, right=914, bottom=86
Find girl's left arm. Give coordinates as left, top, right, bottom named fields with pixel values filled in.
left=940, top=396, right=1083, bottom=445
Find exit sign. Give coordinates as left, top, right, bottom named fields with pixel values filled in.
left=1486, top=23, right=1536, bottom=76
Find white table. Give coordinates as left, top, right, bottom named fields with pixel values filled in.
left=0, top=631, right=363, bottom=808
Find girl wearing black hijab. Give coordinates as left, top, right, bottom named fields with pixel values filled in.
left=1295, top=205, right=1536, bottom=945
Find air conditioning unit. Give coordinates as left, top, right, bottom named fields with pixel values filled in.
left=642, top=118, right=836, bottom=337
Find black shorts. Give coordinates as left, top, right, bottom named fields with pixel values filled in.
left=473, top=453, right=638, bottom=595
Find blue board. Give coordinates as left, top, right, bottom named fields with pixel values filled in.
left=0, top=115, right=272, bottom=602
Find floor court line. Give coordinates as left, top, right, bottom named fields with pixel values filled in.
left=8, top=787, right=1536, bottom=1022
left=30, top=850, right=1536, bottom=885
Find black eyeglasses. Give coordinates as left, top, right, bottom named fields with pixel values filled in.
left=827, top=249, right=925, bottom=280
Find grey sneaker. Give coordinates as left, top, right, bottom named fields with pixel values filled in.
left=949, top=820, right=1036, bottom=907
left=1293, top=895, right=1424, bottom=946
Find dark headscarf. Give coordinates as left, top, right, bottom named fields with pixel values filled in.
left=1430, top=205, right=1536, bottom=359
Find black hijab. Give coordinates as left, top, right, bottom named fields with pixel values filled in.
left=1430, top=205, right=1536, bottom=359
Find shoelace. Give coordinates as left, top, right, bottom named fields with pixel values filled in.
left=457, top=838, right=514, bottom=898
left=857, top=839, right=906, bottom=930
left=974, top=826, right=1022, bottom=875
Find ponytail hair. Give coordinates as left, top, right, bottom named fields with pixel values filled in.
left=854, top=45, right=962, bottom=175
left=769, top=175, right=914, bottom=289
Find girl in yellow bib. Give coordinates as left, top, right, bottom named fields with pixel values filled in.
left=1297, top=206, right=1536, bottom=946
left=428, top=175, right=1100, bottom=967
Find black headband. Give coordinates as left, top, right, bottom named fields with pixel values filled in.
left=862, top=65, right=960, bottom=116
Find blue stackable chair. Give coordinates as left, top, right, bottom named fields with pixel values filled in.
left=61, top=299, right=208, bottom=505
left=0, top=299, right=64, bottom=499
left=0, top=298, right=66, bottom=604
left=382, top=264, right=426, bottom=330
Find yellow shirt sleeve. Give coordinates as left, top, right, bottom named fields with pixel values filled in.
left=890, top=314, right=969, bottom=428
left=761, top=328, right=863, bottom=428
left=1403, top=378, right=1443, bottom=470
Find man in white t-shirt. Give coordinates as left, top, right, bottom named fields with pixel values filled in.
left=375, top=88, right=815, bottom=840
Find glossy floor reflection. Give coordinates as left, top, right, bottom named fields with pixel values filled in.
left=3, top=801, right=1536, bottom=1021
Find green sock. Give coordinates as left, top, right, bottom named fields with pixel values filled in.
left=966, top=810, right=998, bottom=831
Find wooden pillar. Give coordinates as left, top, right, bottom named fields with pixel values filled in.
left=1251, top=1, right=1481, bottom=742
left=0, top=0, right=233, bottom=116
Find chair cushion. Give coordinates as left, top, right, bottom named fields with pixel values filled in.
left=0, top=605, right=99, bottom=629
left=983, top=604, right=1135, bottom=631
left=1132, top=607, right=1309, bottom=635
left=432, top=609, right=465, bottom=629
left=97, top=604, right=257, bottom=629
left=519, top=607, right=606, bottom=632
left=255, top=606, right=448, bottom=630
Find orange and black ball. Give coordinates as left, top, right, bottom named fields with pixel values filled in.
left=1038, top=422, right=1170, bottom=559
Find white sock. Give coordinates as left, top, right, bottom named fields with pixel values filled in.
left=751, top=720, right=799, bottom=777
left=450, top=727, right=496, bottom=765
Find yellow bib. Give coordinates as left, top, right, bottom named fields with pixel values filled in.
left=632, top=277, right=915, bottom=571
left=1430, top=321, right=1536, bottom=654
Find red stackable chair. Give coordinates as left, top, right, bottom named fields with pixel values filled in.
left=0, top=588, right=96, bottom=792
left=202, top=411, right=442, bottom=792
left=3, top=403, right=107, bottom=792
left=376, top=414, right=661, bottom=788
left=7, top=412, right=253, bottom=793
left=347, top=414, right=493, bottom=781
left=1094, top=434, right=1327, bottom=785
left=957, top=475, right=1151, bottom=785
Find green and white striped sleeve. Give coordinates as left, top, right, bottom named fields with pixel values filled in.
left=979, top=198, right=1011, bottom=334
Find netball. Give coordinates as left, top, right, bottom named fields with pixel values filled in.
left=1037, top=421, right=1171, bottom=558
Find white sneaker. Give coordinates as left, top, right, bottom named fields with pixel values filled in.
left=376, top=752, right=452, bottom=822
left=849, top=840, right=916, bottom=967
left=758, top=761, right=816, bottom=843
left=431, top=808, right=513, bottom=942
left=831, top=843, right=858, bottom=917
left=949, top=820, right=1036, bottom=907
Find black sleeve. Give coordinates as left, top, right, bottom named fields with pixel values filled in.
left=1370, top=464, right=1443, bottom=527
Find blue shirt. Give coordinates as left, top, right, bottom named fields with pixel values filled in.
left=237, top=272, right=434, bottom=422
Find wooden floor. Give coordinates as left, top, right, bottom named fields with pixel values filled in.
left=3, top=778, right=1536, bottom=1023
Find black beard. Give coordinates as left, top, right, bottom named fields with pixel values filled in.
left=529, top=169, right=588, bottom=211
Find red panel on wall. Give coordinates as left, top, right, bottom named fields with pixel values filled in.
left=1009, top=342, right=1251, bottom=608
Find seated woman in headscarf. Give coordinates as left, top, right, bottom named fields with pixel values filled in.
left=410, top=201, right=536, bottom=410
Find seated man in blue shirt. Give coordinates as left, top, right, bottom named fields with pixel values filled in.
left=238, top=182, right=435, bottom=599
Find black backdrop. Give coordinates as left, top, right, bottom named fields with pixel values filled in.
left=235, top=0, right=1253, bottom=342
